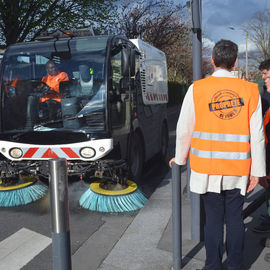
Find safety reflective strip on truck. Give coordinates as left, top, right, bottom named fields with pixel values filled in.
left=22, top=147, right=80, bottom=159
left=145, top=93, right=168, bottom=102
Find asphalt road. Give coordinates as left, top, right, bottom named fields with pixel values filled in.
left=0, top=105, right=180, bottom=270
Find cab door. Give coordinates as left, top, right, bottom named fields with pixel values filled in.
left=109, top=39, right=133, bottom=158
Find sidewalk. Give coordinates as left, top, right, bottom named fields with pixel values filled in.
left=97, top=167, right=270, bottom=270
left=73, top=105, right=270, bottom=270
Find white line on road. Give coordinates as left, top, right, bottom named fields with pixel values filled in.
left=0, top=227, right=51, bottom=270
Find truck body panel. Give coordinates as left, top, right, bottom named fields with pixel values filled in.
left=130, top=39, right=168, bottom=105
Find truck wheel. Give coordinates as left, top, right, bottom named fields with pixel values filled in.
left=159, top=122, right=168, bottom=162
left=129, top=132, right=144, bottom=183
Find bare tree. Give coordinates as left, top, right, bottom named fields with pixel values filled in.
left=245, top=9, right=270, bottom=63
left=113, top=0, right=162, bottom=38
left=165, top=32, right=192, bottom=83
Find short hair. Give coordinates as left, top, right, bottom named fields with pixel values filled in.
left=212, top=39, right=238, bottom=70
left=259, top=59, right=270, bottom=71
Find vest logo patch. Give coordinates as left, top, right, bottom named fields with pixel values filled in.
left=209, top=90, right=244, bottom=120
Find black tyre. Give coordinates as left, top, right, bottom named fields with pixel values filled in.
left=128, top=132, right=144, bottom=182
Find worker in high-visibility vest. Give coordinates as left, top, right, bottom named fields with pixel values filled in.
left=169, top=39, right=266, bottom=270
left=253, top=58, right=270, bottom=263
left=40, top=60, right=69, bottom=103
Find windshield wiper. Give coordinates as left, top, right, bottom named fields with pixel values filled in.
left=11, top=131, right=30, bottom=140
left=33, top=114, right=85, bottom=130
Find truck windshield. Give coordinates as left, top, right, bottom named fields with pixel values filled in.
left=0, top=36, right=108, bottom=133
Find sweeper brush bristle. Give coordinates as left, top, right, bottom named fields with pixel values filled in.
left=0, top=178, right=48, bottom=207
left=79, top=179, right=147, bottom=213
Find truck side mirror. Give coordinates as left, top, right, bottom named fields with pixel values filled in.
left=121, top=47, right=130, bottom=77
left=130, top=49, right=136, bottom=77
left=121, top=45, right=136, bottom=77
left=120, top=77, right=129, bottom=91
left=120, top=77, right=135, bottom=92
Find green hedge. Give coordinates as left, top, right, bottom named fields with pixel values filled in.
left=168, top=81, right=189, bottom=106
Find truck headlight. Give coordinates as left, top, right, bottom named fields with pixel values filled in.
left=9, top=148, right=23, bottom=159
left=80, top=147, right=95, bottom=158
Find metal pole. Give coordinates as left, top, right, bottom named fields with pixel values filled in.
left=186, top=158, right=191, bottom=199
left=191, top=0, right=202, bottom=81
left=172, top=162, right=182, bottom=270
left=49, top=158, right=72, bottom=270
left=190, top=0, right=204, bottom=242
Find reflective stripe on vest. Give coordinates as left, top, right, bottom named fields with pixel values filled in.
left=192, top=131, right=250, bottom=143
left=190, top=147, right=251, bottom=160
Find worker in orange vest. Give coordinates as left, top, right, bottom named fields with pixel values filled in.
left=252, top=58, right=270, bottom=263
left=40, top=60, right=69, bottom=102
left=169, top=39, right=266, bottom=270
left=4, top=70, right=24, bottom=97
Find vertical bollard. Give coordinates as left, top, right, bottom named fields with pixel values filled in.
left=172, top=162, right=182, bottom=270
left=191, top=0, right=204, bottom=243
left=49, top=158, right=72, bottom=270
left=186, top=158, right=191, bottom=199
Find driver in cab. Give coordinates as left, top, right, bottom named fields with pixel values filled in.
left=40, top=60, right=69, bottom=102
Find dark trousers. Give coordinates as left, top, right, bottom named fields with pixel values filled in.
left=202, top=189, right=245, bottom=270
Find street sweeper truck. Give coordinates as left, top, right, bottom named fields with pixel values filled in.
left=0, top=29, right=168, bottom=211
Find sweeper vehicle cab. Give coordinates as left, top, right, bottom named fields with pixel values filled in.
left=0, top=29, right=168, bottom=211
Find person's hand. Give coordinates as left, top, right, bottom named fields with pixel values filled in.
left=47, top=89, right=59, bottom=95
left=259, top=176, right=269, bottom=189
left=169, top=158, right=175, bottom=168
left=246, top=176, right=259, bottom=193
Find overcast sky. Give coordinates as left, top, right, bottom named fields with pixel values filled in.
left=179, top=0, right=269, bottom=53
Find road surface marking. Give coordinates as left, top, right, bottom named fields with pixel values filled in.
left=0, top=227, right=51, bottom=270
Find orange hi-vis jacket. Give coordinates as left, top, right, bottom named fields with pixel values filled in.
left=263, top=106, right=270, bottom=179
left=263, top=108, right=270, bottom=145
left=41, top=72, right=69, bottom=103
left=190, top=75, right=260, bottom=176
left=42, top=72, right=69, bottom=92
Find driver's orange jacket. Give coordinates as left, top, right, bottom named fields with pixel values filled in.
left=5, top=77, right=23, bottom=91
left=41, top=72, right=69, bottom=102
left=190, top=76, right=259, bottom=176
left=41, top=72, right=69, bottom=92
